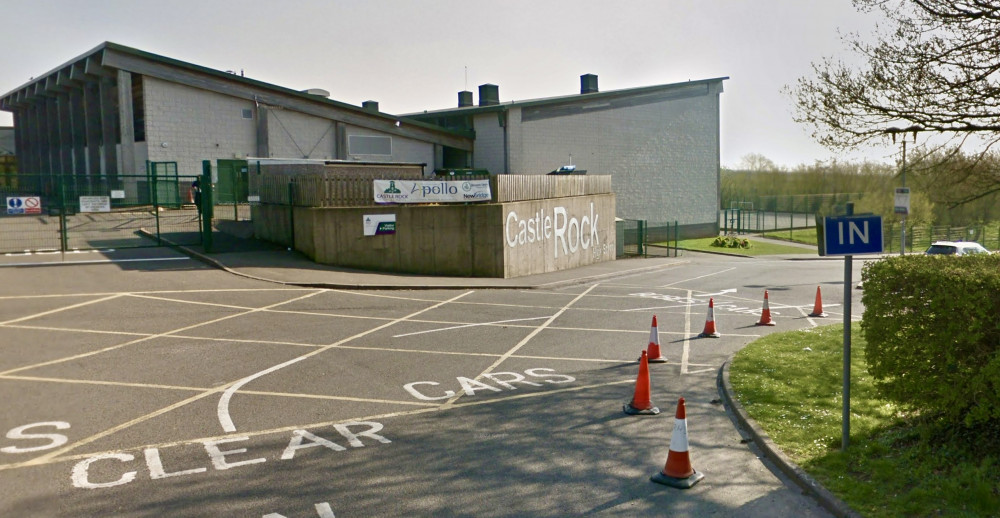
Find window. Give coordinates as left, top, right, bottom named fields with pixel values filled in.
left=242, top=109, right=253, bottom=120
left=348, top=135, right=391, bottom=155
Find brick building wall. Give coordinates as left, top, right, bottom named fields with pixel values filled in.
left=472, top=112, right=506, bottom=174
left=494, top=83, right=722, bottom=227
left=143, top=77, right=257, bottom=176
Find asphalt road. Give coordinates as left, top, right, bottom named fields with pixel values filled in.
left=0, top=250, right=865, bottom=517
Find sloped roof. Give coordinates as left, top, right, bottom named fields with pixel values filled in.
left=0, top=42, right=473, bottom=150
left=406, top=76, right=728, bottom=120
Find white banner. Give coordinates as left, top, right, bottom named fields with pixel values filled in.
left=373, top=180, right=491, bottom=204
left=894, top=187, right=910, bottom=215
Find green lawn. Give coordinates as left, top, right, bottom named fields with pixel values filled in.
left=762, top=229, right=819, bottom=246
left=670, top=237, right=815, bottom=256
left=729, top=324, right=1000, bottom=517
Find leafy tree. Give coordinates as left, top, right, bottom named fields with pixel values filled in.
left=791, top=0, right=1000, bottom=205
left=736, top=153, right=779, bottom=172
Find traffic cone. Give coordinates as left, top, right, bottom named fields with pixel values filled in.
left=755, top=290, right=776, bottom=326
left=698, top=298, right=721, bottom=338
left=645, top=315, right=667, bottom=363
left=808, top=286, right=827, bottom=317
left=623, top=350, right=660, bottom=415
left=651, top=397, right=705, bottom=489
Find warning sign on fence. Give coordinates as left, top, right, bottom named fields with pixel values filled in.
left=79, top=196, right=111, bottom=213
left=6, top=196, right=41, bottom=215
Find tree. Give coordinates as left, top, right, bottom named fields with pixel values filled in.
left=791, top=0, right=1000, bottom=205
left=737, top=153, right=778, bottom=172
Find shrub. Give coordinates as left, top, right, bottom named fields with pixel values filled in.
left=861, top=254, right=1000, bottom=427
left=711, top=236, right=752, bottom=249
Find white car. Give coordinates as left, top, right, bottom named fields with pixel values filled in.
left=923, top=241, right=990, bottom=256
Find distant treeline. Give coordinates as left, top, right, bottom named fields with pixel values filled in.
left=722, top=157, right=1000, bottom=227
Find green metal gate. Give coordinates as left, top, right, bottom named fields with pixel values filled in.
left=0, top=168, right=202, bottom=254
left=215, top=159, right=250, bottom=221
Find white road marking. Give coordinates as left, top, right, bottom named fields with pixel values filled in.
left=659, top=267, right=736, bottom=288
left=391, top=315, right=553, bottom=337
left=0, top=257, right=191, bottom=267
left=216, top=291, right=475, bottom=433
left=443, top=284, right=599, bottom=408
left=0, top=294, right=125, bottom=326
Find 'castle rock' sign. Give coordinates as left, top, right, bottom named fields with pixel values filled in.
left=505, top=202, right=600, bottom=258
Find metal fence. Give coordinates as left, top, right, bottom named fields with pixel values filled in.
left=728, top=193, right=865, bottom=213
left=721, top=209, right=817, bottom=234
left=0, top=168, right=202, bottom=254
left=884, top=222, right=1000, bottom=253
left=616, top=219, right=679, bottom=258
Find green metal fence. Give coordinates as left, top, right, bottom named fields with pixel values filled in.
left=883, top=222, right=1000, bottom=254
left=616, top=219, right=680, bottom=258
left=0, top=169, right=202, bottom=254
left=721, top=209, right=817, bottom=235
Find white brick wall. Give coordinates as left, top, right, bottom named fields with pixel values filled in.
left=472, top=112, right=506, bottom=174
left=505, top=85, right=722, bottom=225
left=143, top=77, right=256, bottom=176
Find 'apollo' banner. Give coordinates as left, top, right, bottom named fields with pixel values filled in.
left=374, top=180, right=492, bottom=204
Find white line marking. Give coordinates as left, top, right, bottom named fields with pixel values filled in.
left=443, top=284, right=599, bottom=407
left=659, top=267, right=736, bottom=288
left=681, top=289, right=694, bottom=374
left=0, top=378, right=636, bottom=472
left=216, top=291, right=474, bottom=433
left=0, top=294, right=125, bottom=326
left=0, top=257, right=191, bottom=267
left=392, top=315, right=553, bottom=337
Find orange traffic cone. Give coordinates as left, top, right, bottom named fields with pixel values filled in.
left=755, top=290, right=776, bottom=326
left=808, top=286, right=827, bottom=317
left=698, top=298, right=721, bottom=338
left=624, top=350, right=660, bottom=415
left=651, top=397, right=705, bottom=488
left=645, top=315, right=667, bottom=363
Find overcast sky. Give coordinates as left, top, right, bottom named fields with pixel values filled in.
left=0, top=0, right=896, bottom=169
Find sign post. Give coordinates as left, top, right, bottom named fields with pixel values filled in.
left=819, top=206, right=883, bottom=450
left=894, top=187, right=910, bottom=256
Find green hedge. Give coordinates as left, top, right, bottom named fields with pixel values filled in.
left=861, top=254, right=1000, bottom=426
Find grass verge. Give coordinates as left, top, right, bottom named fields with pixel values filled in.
left=670, top=237, right=813, bottom=256
left=729, top=323, right=1000, bottom=517
left=762, top=229, right=819, bottom=246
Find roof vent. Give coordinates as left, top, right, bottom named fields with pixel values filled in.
left=302, top=88, right=330, bottom=97
left=478, top=84, right=499, bottom=106
left=458, top=90, right=474, bottom=107
left=362, top=100, right=379, bottom=113
left=580, top=74, right=598, bottom=94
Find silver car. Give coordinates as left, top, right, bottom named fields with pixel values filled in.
left=923, top=240, right=990, bottom=255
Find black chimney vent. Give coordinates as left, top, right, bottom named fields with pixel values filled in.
left=362, top=100, right=379, bottom=113
left=458, top=90, right=473, bottom=107
left=581, top=74, right=598, bottom=94
left=479, top=84, right=499, bottom=106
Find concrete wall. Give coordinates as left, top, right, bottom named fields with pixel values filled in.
left=252, top=193, right=616, bottom=278
left=292, top=204, right=505, bottom=277
left=502, top=194, right=616, bottom=277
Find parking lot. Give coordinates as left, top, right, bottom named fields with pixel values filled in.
left=0, top=250, right=861, bottom=517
